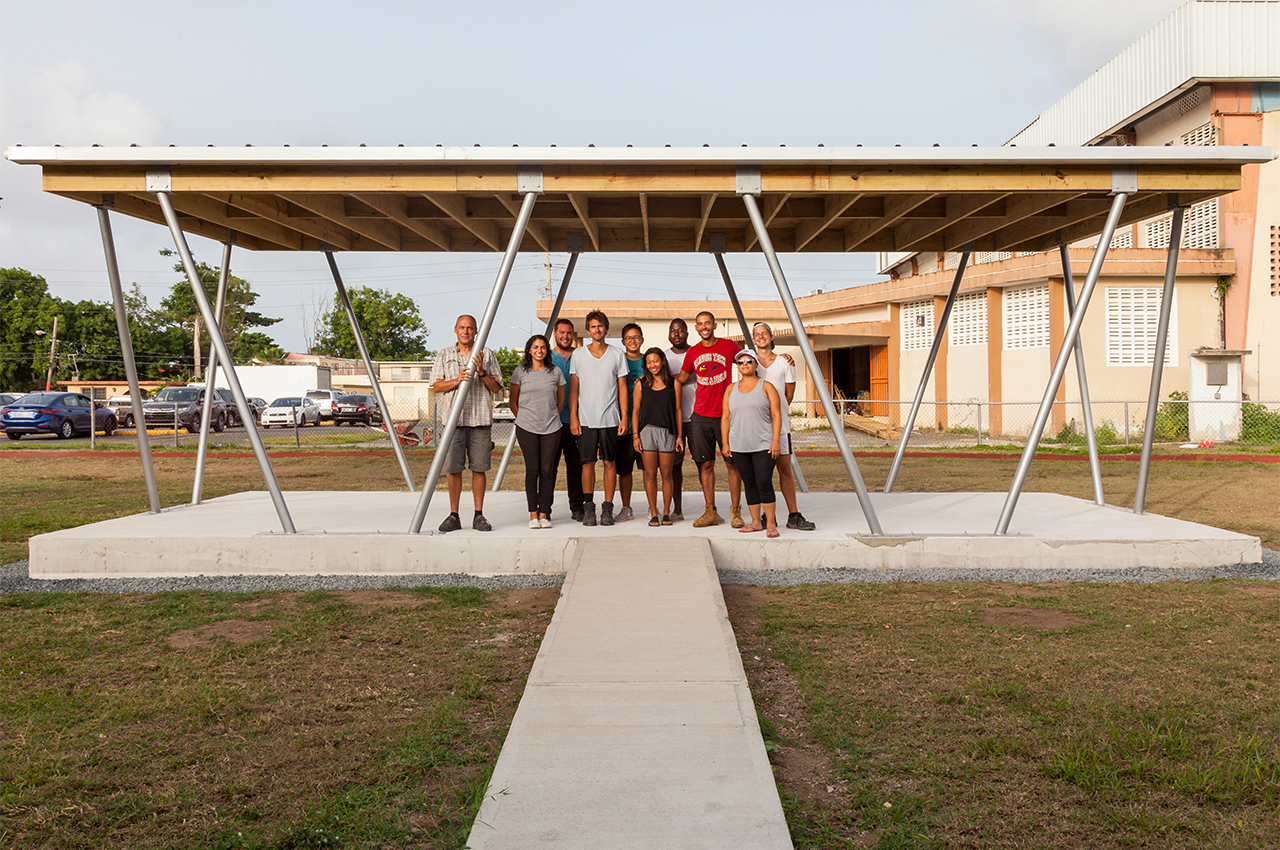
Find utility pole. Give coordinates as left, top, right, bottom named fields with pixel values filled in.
left=540, top=251, right=552, bottom=299
left=193, top=316, right=202, bottom=380
left=41, top=316, right=59, bottom=391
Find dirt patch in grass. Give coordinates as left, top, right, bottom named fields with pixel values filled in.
left=979, top=607, right=1088, bottom=630
left=165, top=618, right=283, bottom=648
left=0, top=586, right=558, bottom=849
left=727, top=580, right=1280, bottom=849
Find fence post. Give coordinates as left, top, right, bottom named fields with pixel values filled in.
left=1124, top=401, right=1130, bottom=446
left=293, top=405, right=300, bottom=448
left=976, top=402, right=983, bottom=447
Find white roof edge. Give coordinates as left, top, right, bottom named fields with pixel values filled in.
left=4, top=144, right=1274, bottom=167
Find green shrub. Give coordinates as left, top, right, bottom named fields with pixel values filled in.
left=1240, top=402, right=1280, bottom=444
left=1153, top=390, right=1189, bottom=442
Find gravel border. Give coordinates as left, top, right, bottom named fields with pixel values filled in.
left=3, top=549, right=1277, bottom=594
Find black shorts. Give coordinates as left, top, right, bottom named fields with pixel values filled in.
left=688, top=413, right=726, bottom=465
left=616, top=429, right=638, bottom=474
left=578, top=426, right=618, bottom=463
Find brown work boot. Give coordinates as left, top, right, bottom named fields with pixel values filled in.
left=692, top=505, right=722, bottom=528
left=730, top=505, right=744, bottom=529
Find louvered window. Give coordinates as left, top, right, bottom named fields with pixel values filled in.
left=1142, top=123, right=1219, bottom=249
left=1110, top=227, right=1134, bottom=249
left=900, top=300, right=934, bottom=351
left=1106, top=287, right=1177, bottom=366
left=1003, top=284, right=1049, bottom=350
left=974, top=251, right=1013, bottom=265
left=1271, top=226, right=1279, bottom=297
left=390, top=366, right=412, bottom=381
left=949, top=292, right=988, bottom=347
left=944, top=252, right=960, bottom=271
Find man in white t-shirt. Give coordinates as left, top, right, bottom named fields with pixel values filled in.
left=568, top=310, right=629, bottom=527
left=664, top=318, right=698, bottom=522
left=751, top=322, right=815, bottom=530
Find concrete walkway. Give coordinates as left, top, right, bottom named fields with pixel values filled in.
left=466, top=537, right=792, bottom=849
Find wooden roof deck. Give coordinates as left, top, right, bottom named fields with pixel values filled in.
left=6, top=145, right=1273, bottom=255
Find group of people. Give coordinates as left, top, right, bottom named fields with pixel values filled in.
left=430, top=311, right=816, bottom=537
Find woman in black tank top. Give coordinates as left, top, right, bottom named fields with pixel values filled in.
left=631, top=349, right=684, bottom=525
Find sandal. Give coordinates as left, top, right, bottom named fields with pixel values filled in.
left=648, top=515, right=660, bottom=527
left=766, top=528, right=780, bottom=538
left=739, top=525, right=764, bottom=534
left=661, top=514, right=672, bottom=526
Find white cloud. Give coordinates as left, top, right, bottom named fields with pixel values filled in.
left=2, top=59, right=168, bottom=146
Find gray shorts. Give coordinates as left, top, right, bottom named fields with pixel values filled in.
left=445, top=425, right=494, bottom=474
left=639, top=424, right=677, bottom=453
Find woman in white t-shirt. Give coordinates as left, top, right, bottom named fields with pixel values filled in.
left=751, top=323, right=816, bottom=531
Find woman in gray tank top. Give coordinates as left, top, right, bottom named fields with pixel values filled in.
left=720, top=349, right=783, bottom=537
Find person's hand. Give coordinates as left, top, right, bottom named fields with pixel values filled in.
left=781, top=352, right=795, bottom=366
left=770, top=440, right=780, bottom=459
left=570, top=418, right=582, bottom=437
left=722, top=448, right=732, bottom=459
left=456, top=367, right=471, bottom=384
left=675, top=437, right=684, bottom=453
left=617, top=422, right=627, bottom=436
left=471, top=354, right=486, bottom=378
left=632, top=434, right=642, bottom=448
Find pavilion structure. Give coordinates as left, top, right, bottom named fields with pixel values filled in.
left=6, top=144, right=1273, bottom=574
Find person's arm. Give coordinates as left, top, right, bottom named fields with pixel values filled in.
left=764, top=382, right=782, bottom=458
left=569, top=374, right=581, bottom=436
left=631, top=383, right=643, bottom=451
left=616, top=375, right=628, bottom=436
left=431, top=355, right=468, bottom=394
left=673, top=382, right=684, bottom=451
left=720, top=387, right=733, bottom=458
left=555, top=383, right=565, bottom=415
left=784, top=381, right=796, bottom=404
left=477, top=351, right=503, bottom=395
left=509, top=383, right=521, bottom=418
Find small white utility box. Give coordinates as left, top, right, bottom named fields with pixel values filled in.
left=1187, top=348, right=1249, bottom=441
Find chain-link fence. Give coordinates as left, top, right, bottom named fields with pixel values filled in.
left=94, top=396, right=1280, bottom=452
left=785, top=398, right=1280, bottom=450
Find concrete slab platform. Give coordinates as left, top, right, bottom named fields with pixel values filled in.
left=27, top=490, right=1260, bottom=579
left=465, top=538, right=792, bottom=849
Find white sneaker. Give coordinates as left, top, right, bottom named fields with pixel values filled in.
left=529, top=519, right=540, bottom=529
left=671, top=511, right=684, bottom=522
left=539, top=518, right=552, bottom=529
left=615, top=506, right=634, bottom=522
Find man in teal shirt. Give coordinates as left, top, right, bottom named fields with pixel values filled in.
left=549, top=318, right=584, bottom=522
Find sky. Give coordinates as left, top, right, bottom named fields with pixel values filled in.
left=0, top=0, right=1189, bottom=355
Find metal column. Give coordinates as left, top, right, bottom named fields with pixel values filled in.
left=1134, top=205, right=1186, bottom=514
left=326, top=251, right=416, bottom=492
left=1059, top=241, right=1104, bottom=505
left=96, top=204, right=160, bottom=514
left=410, top=190, right=539, bottom=532
left=995, top=192, right=1128, bottom=535
left=192, top=239, right=232, bottom=505
left=741, top=192, right=883, bottom=535
left=492, top=251, right=579, bottom=491
left=884, top=250, right=971, bottom=493
left=155, top=192, right=296, bottom=533
left=712, top=251, right=755, bottom=343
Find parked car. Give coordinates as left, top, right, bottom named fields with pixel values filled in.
left=493, top=401, right=515, bottom=422
left=141, top=386, right=228, bottom=433
left=305, top=389, right=343, bottom=421
left=105, top=390, right=149, bottom=428
left=334, top=393, right=383, bottom=426
left=2, top=392, right=117, bottom=440
left=247, top=397, right=269, bottom=423
left=261, top=396, right=321, bottom=428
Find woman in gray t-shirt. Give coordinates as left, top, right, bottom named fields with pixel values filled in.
left=510, top=335, right=566, bottom=528
left=720, top=349, right=783, bottom=537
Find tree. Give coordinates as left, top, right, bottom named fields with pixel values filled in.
left=493, top=347, right=522, bottom=384
left=0, top=268, right=61, bottom=390
left=313, top=286, right=431, bottom=361
left=157, top=250, right=284, bottom=370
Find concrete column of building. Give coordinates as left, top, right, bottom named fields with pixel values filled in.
left=886, top=303, right=901, bottom=427
left=1212, top=83, right=1265, bottom=352
left=932, top=293, right=950, bottom=429
left=986, top=287, right=1003, bottom=437
left=805, top=345, right=828, bottom=419
left=1048, top=276, right=1068, bottom=433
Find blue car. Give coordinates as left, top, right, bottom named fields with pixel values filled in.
left=1, top=392, right=117, bottom=440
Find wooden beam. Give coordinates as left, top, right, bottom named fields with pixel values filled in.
left=424, top=193, right=501, bottom=250
left=693, top=193, right=717, bottom=251
left=64, top=192, right=276, bottom=251
left=746, top=193, right=790, bottom=250
left=1014, top=190, right=1221, bottom=252
left=843, top=193, right=933, bottom=251
left=214, top=193, right=355, bottom=250
left=891, top=192, right=1010, bottom=251
left=936, top=192, right=1083, bottom=250
left=352, top=193, right=451, bottom=251
left=793, top=193, right=863, bottom=251
left=162, top=192, right=303, bottom=250
left=981, top=196, right=1118, bottom=250
left=639, top=193, right=650, bottom=252
left=279, top=193, right=402, bottom=250
left=566, top=194, right=600, bottom=251
left=493, top=194, right=549, bottom=251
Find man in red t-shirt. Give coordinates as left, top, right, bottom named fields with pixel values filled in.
left=675, top=311, right=743, bottom=528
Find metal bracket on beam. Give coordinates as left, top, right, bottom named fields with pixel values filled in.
left=709, top=233, right=727, bottom=253
left=100, top=193, right=115, bottom=209
left=145, top=167, right=171, bottom=193
left=736, top=165, right=761, bottom=196
left=517, top=165, right=543, bottom=195
left=1111, top=166, right=1137, bottom=196
left=1167, top=193, right=1186, bottom=212
left=566, top=232, right=585, bottom=253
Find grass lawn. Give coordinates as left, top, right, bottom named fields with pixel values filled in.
left=1, top=448, right=1276, bottom=848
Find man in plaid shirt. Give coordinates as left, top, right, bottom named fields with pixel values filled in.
left=430, top=315, right=504, bottom=533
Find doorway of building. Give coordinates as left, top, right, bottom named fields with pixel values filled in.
left=830, top=347, right=871, bottom=407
